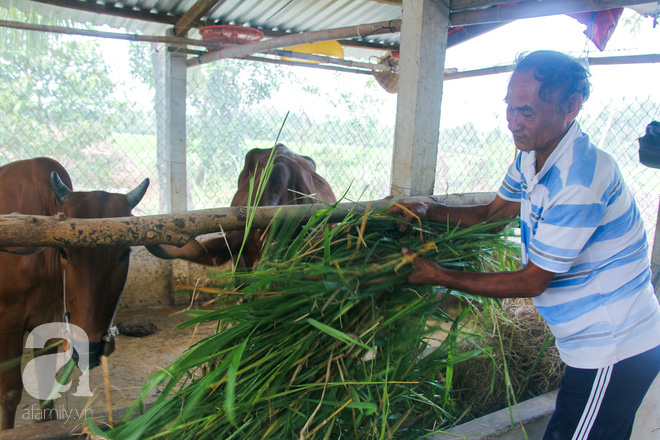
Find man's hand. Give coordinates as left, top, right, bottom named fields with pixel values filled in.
left=402, top=247, right=445, bottom=285
left=385, top=202, right=429, bottom=232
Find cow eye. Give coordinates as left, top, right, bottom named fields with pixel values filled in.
left=119, top=248, right=131, bottom=263
left=58, top=248, right=68, bottom=261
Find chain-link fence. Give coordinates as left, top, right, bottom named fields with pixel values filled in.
left=1, top=33, right=659, bottom=244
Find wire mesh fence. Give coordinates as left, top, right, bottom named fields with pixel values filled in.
left=1, top=33, right=659, bottom=244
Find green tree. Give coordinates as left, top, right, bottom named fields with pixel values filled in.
left=0, top=11, right=121, bottom=176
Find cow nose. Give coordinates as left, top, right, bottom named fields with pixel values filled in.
left=102, top=338, right=116, bottom=357
left=72, top=340, right=110, bottom=370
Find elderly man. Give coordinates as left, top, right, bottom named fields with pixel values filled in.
left=388, top=50, right=660, bottom=439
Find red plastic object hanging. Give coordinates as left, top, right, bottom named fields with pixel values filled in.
left=570, top=8, right=624, bottom=51
left=199, top=25, right=264, bottom=45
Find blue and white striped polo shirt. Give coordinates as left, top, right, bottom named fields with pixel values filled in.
left=498, top=122, right=660, bottom=369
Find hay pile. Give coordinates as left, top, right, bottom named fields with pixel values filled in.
left=451, top=298, right=563, bottom=422
left=89, top=204, right=547, bottom=440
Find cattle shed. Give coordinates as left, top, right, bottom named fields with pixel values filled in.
left=1, top=0, right=659, bottom=304
left=0, top=0, right=659, bottom=439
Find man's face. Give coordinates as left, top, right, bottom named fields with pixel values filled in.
left=505, top=69, right=573, bottom=159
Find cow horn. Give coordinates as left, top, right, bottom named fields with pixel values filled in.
left=51, top=172, right=72, bottom=204
left=126, top=178, right=150, bottom=209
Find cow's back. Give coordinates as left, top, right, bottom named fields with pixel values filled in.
left=0, top=157, right=71, bottom=217
left=0, top=158, right=68, bottom=328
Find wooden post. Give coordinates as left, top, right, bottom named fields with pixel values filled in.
left=390, top=0, right=449, bottom=197
left=152, top=38, right=188, bottom=214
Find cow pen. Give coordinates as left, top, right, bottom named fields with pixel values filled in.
left=1, top=0, right=660, bottom=439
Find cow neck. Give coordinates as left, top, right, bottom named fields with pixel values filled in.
left=61, top=269, right=122, bottom=343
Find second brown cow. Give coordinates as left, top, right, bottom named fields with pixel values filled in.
left=147, top=144, right=336, bottom=268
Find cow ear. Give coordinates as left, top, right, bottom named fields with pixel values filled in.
left=51, top=172, right=72, bottom=204
left=126, top=178, right=150, bottom=209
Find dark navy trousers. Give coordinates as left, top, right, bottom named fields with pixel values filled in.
left=543, top=344, right=660, bottom=440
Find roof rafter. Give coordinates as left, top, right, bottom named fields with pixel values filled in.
left=367, top=0, right=403, bottom=5
left=29, top=0, right=178, bottom=25
left=174, top=0, right=221, bottom=37
left=450, top=1, right=517, bottom=12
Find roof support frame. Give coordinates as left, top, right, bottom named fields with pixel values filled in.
left=174, top=0, right=221, bottom=37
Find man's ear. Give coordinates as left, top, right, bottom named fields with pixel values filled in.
left=563, top=93, right=584, bottom=122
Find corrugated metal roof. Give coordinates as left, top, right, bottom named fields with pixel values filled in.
left=0, top=0, right=173, bottom=34
left=0, top=0, right=402, bottom=48
left=1, top=1, right=657, bottom=55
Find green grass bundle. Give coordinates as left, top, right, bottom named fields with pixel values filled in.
left=92, top=203, right=519, bottom=440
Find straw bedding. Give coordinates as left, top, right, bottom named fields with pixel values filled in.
left=451, top=298, right=563, bottom=422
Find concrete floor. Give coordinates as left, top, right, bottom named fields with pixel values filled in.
left=12, top=305, right=218, bottom=431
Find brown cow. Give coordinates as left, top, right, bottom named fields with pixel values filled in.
left=0, top=157, right=149, bottom=430
left=147, top=144, right=336, bottom=268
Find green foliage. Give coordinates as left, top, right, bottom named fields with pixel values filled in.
left=0, top=11, right=121, bottom=176
left=182, top=60, right=288, bottom=207
left=187, top=60, right=285, bottom=152
left=129, top=41, right=155, bottom=90
left=94, top=204, right=519, bottom=439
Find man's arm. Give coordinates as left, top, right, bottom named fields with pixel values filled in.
left=387, top=194, right=520, bottom=230
left=404, top=249, right=554, bottom=298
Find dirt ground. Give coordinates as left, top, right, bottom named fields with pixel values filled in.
left=14, top=305, right=219, bottom=431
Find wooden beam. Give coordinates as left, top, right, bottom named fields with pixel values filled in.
left=450, top=0, right=655, bottom=26
left=245, top=55, right=374, bottom=75
left=174, top=0, right=221, bottom=37
left=368, top=0, right=403, bottom=5
left=442, top=53, right=660, bottom=80
left=0, top=19, right=222, bottom=49
left=189, top=19, right=402, bottom=66
left=587, top=53, right=660, bottom=65
left=29, top=0, right=178, bottom=26
left=334, top=38, right=398, bottom=51
left=0, top=194, right=495, bottom=248
left=450, top=0, right=518, bottom=12
left=267, top=49, right=395, bottom=71
left=447, top=21, right=507, bottom=46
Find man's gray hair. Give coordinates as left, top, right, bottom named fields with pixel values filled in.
left=514, top=50, right=591, bottom=109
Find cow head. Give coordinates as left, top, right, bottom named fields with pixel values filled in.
left=144, top=144, right=337, bottom=268
left=51, top=172, right=149, bottom=368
